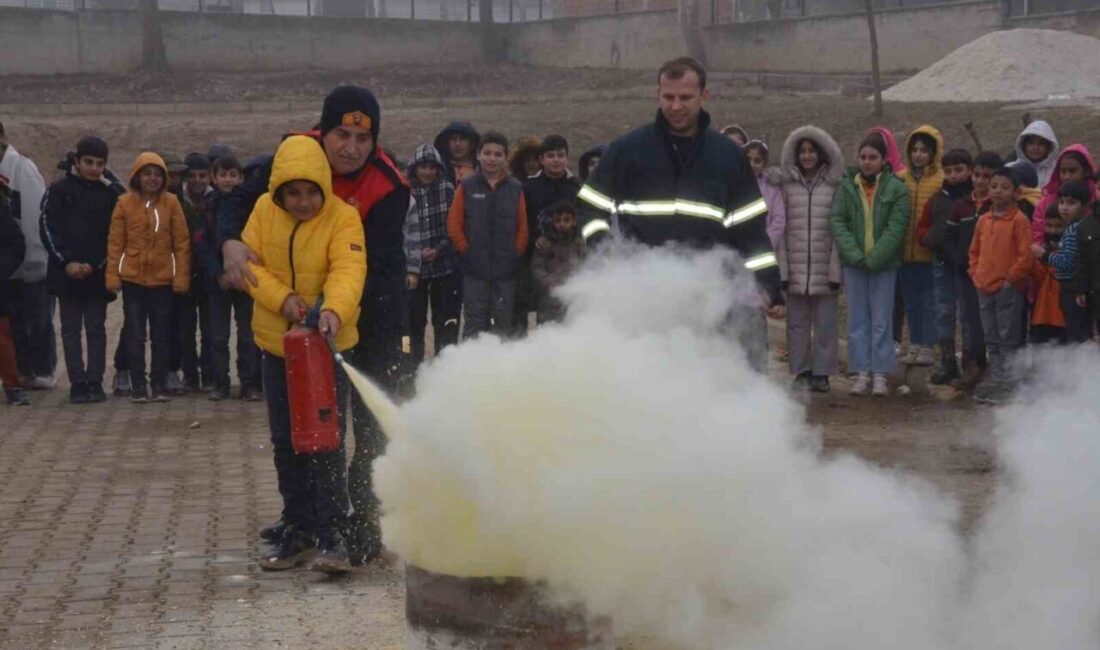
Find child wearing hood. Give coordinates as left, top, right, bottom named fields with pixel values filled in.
left=721, top=125, right=749, bottom=147
left=768, top=126, right=844, bottom=393
left=1014, top=120, right=1060, bottom=188
left=242, top=136, right=366, bottom=574
left=744, top=140, right=786, bottom=250
left=434, top=121, right=480, bottom=184
left=532, top=201, right=585, bottom=324
left=895, top=125, right=945, bottom=367
left=578, top=145, right=605, bottom=183
left=106, top=152, right=191, bottom=403
left=1031, top=144, right=1097, bottom=245
left=404, top=144, right=460, bottom=366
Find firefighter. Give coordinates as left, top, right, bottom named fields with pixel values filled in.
left=576, top=57, right=784, bottom=370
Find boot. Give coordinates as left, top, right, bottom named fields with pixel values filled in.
left=930, top=340, right=959, bottom=385
left=952, top=359, right=984, bottom=391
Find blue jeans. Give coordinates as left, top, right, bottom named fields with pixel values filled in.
left=931, top=259, right=957, bottom=343
left=898, top=262, right=936, bottom=346
left=844, top=266, right=897, bottom=374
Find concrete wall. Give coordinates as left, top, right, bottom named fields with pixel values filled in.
left=1011, top=6, right=1100, bottom=40
left=506, top=9, right=681, bottom=69
left=706, top=0, right=1005, bottom=75
left=0, top=6, right=483, bottom=74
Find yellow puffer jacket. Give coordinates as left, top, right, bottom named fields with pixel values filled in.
left=242, top=136, right=367, bottom=357
left=897, top=125, right=944, bottom=264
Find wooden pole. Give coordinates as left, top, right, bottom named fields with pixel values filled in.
left=865, top=0, right=884, bottom=118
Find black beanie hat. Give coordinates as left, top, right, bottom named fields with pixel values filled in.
left=320, top=85, right=380, bottom=139
left=76, top=136, right=109, bottom=161
left=184, top=152, right=210, bottom=172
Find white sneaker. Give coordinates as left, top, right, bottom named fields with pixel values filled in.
left=31, top=374, right=57, bottom=390
left=872, top=373, right=890, bottom=396
left=912, top=346, right=934, bottom=366
left=849, top=372, right=870, bottom=396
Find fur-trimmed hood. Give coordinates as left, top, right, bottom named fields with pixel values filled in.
left=766, top=125, right=844, bottom=186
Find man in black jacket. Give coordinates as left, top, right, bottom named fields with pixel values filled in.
left=575, top=57, right=783, bottom=370
left=217, top=85, right=410, bottom=569
left=0, top=177, right=28, bottom=406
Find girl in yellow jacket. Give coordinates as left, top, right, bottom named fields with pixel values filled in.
left=105, top=152, right=191, bottom=403
left=242, top=136, right=367, bottom=574
left=895, top=125, right=944, bottom=366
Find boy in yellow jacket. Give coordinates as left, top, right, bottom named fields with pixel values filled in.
left=242, top=136, right=366, bottom=574
left=106, top=152, right=191, bottom=403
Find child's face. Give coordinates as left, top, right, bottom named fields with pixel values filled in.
left=1024, top=136, right=1051, bottom=163
left=214, top=168, right=242, bottom=193
left=988, top=175, right=1019, bottom=208
left=1059, top=156, right=1087, bottom=184
left=552, top=211, right=576, bottom=236
left=415, top=162, right=439, bottom=186
left=281, top=180, right=324, bottom=221
left=1058, top=196, right=1085, bottom=223
left=909, top=140, right=932, bottom=169
left=797, top=141, right=820, bottom=173
left=746, top=149, right=767, bottom=177
left=586, top=156, right=601, bottom=178
left=972, top=166, right=995, bottom=194
left=1046, top=214, right=1065, bottom=240
left=943, top=163, right=971, bottom=187
left=76, top=155, right=106, bottom=182
left=140, top=166, right=166, bottom=195
left=523, top=154, right=542, bottom=178
left=448, top=134, right=472, bottom=161
left=478, top=143, right=507, bottom=176
left=540, top=148, right=568, bottom=177
left=187, top=169, right=210, bottom=194
left=858, top=147, right=884, bottom=177
left=167, top=170, right=183, bottom=192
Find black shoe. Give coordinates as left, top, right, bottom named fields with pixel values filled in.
left=208, top=387, right=231, bottom=402
left=310, top=536, right=352, bottom=574
left=70, top=382, right=90, bottom=404
left=260, top=519, right=288, bottom=543
left=809, top=375, right=831, bottom=393
left=150, top=390, right=171, bottom=403
left=5, top=388, right=31, bottom=406
left=930, top=360, right=960, bottom=386
left=791, top=372, right=812, bottom=391
left=241, top=387, right=264, bottom=402
left=343, top=515, right=383, bottom=567
left=86, top=383, right=107, bottom=403
left=130, top=387, right=150, bottom=404
left=258, top=527, right=316, bottom=571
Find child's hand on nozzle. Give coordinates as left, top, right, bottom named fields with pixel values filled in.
left=280, top=294, right=308, bottom=324
left=318, top=310, right=341, bottom=336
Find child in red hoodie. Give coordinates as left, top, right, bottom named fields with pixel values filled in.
left=968, top=167, right=1032, bottom=404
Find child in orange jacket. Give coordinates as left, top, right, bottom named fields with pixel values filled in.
left=105, top=152, right=191, bottom=403
left=1028, top=203, right=1067, bottom=345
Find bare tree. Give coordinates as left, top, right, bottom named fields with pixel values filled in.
left=139, top=0, right=168, bottom=72
left=678, top=0, right=708, bottom=65
left=864, top=0, right=883, bottom=117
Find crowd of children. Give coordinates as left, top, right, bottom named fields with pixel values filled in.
left=1, top=114, right=1099, bottom=412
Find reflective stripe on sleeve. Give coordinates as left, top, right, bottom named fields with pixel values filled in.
left=577, top=185, right=616, bottom=212
left=581, top=219, right=612, bottom=241
left=618, top=199, right=725, bottom=222
left=744, top=252, right=778, bottom=271
left=723, top=198, right=768, bottom=228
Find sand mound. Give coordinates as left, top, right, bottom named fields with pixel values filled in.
left=883, top=29, right=1100, bottom=103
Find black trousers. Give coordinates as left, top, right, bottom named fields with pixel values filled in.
left=262, top=352, right=349, bottom=539
left=1061, top=290, right=1092, bottom=343
left=121, top=283, right=173, bottom=393
left=59, top=293, right=108, bottom=386
left=406, top=272, right=461, bottom=366
left=170, top=290, right=213, bottom=385
left=207, top=288, right=261, bottom=392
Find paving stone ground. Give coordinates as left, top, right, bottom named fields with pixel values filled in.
left=0, top=304, right=405, bottom=650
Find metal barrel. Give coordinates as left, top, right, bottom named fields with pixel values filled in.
left=405, top=564, right=614, bottom=650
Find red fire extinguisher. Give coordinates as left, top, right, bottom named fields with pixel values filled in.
left=284, top=304, right=341, bottom=455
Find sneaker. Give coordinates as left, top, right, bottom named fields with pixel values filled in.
left=309, top=536, right=352, bottom=574
left=872, top=373, right=890, bottom=397
left=260, top=519, right=289, bottom=544
left=258, top=527, right=316, bottom=571
left=86, top=383, right=107, bottom=403
left=952, top=363, right=985, bottom=391
left=31, top=374, right=57, bottom=390
left=974, top=380, right=1006, bottom=404
left=912, top=346, right=934, bottom=366
left=208, top=387, right=230, bottom=402
left=849, top=372, right=870, bottom=396
left=5, top=388, right=31, bottom=406
left=70, top=382, right=90, bottom=404
left=241, top=387, right=264, bottom=402
left=809, top=375, right=831, bottom=393
left=183, top=375, right=201, bottom=393
left=930, top=359, right=960, bottom=385
left=150, top=390, right=171, bottom=403
left=790, top=372, right=812, bottom=391
left=130, top=387, right=150, bottom=404
left=343, top=515, right=383, bottom=567
left=165, top=373, right=184, bottom=396
left=112, top=371, right=132, bottom=397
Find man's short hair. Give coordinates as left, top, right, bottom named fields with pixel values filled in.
left=992, top=166, right=1021, bottom=189
left=658, top=57, right=707, bottom=90
left=212, top=155, right=243, bottom=174
left=942, top=148, right=973, bottom=168
left=549, top=200, right=576, bottom=217
left=540, top=135, right=568, bottom=155
left=480, top=131, right=509, bottom=155
left=973, top=151, right=1004, bottom=170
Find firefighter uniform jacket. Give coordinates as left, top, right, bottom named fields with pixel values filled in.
left=576, top=109, right=782, bottom=303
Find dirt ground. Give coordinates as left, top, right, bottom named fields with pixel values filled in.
left=0, top=65, right=1037, bottom=648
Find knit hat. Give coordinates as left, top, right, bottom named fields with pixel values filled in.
left=162, top=155, right=188, bottom=174
left=206, top=143, right=232, bottom=163
left=184, top=152, right=210, bottom=172
left=75, top=136, right=109, bottom=161
left=1010, top=160, right=1039, bottom=189
left=320, top=85, right=380, bottom=139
